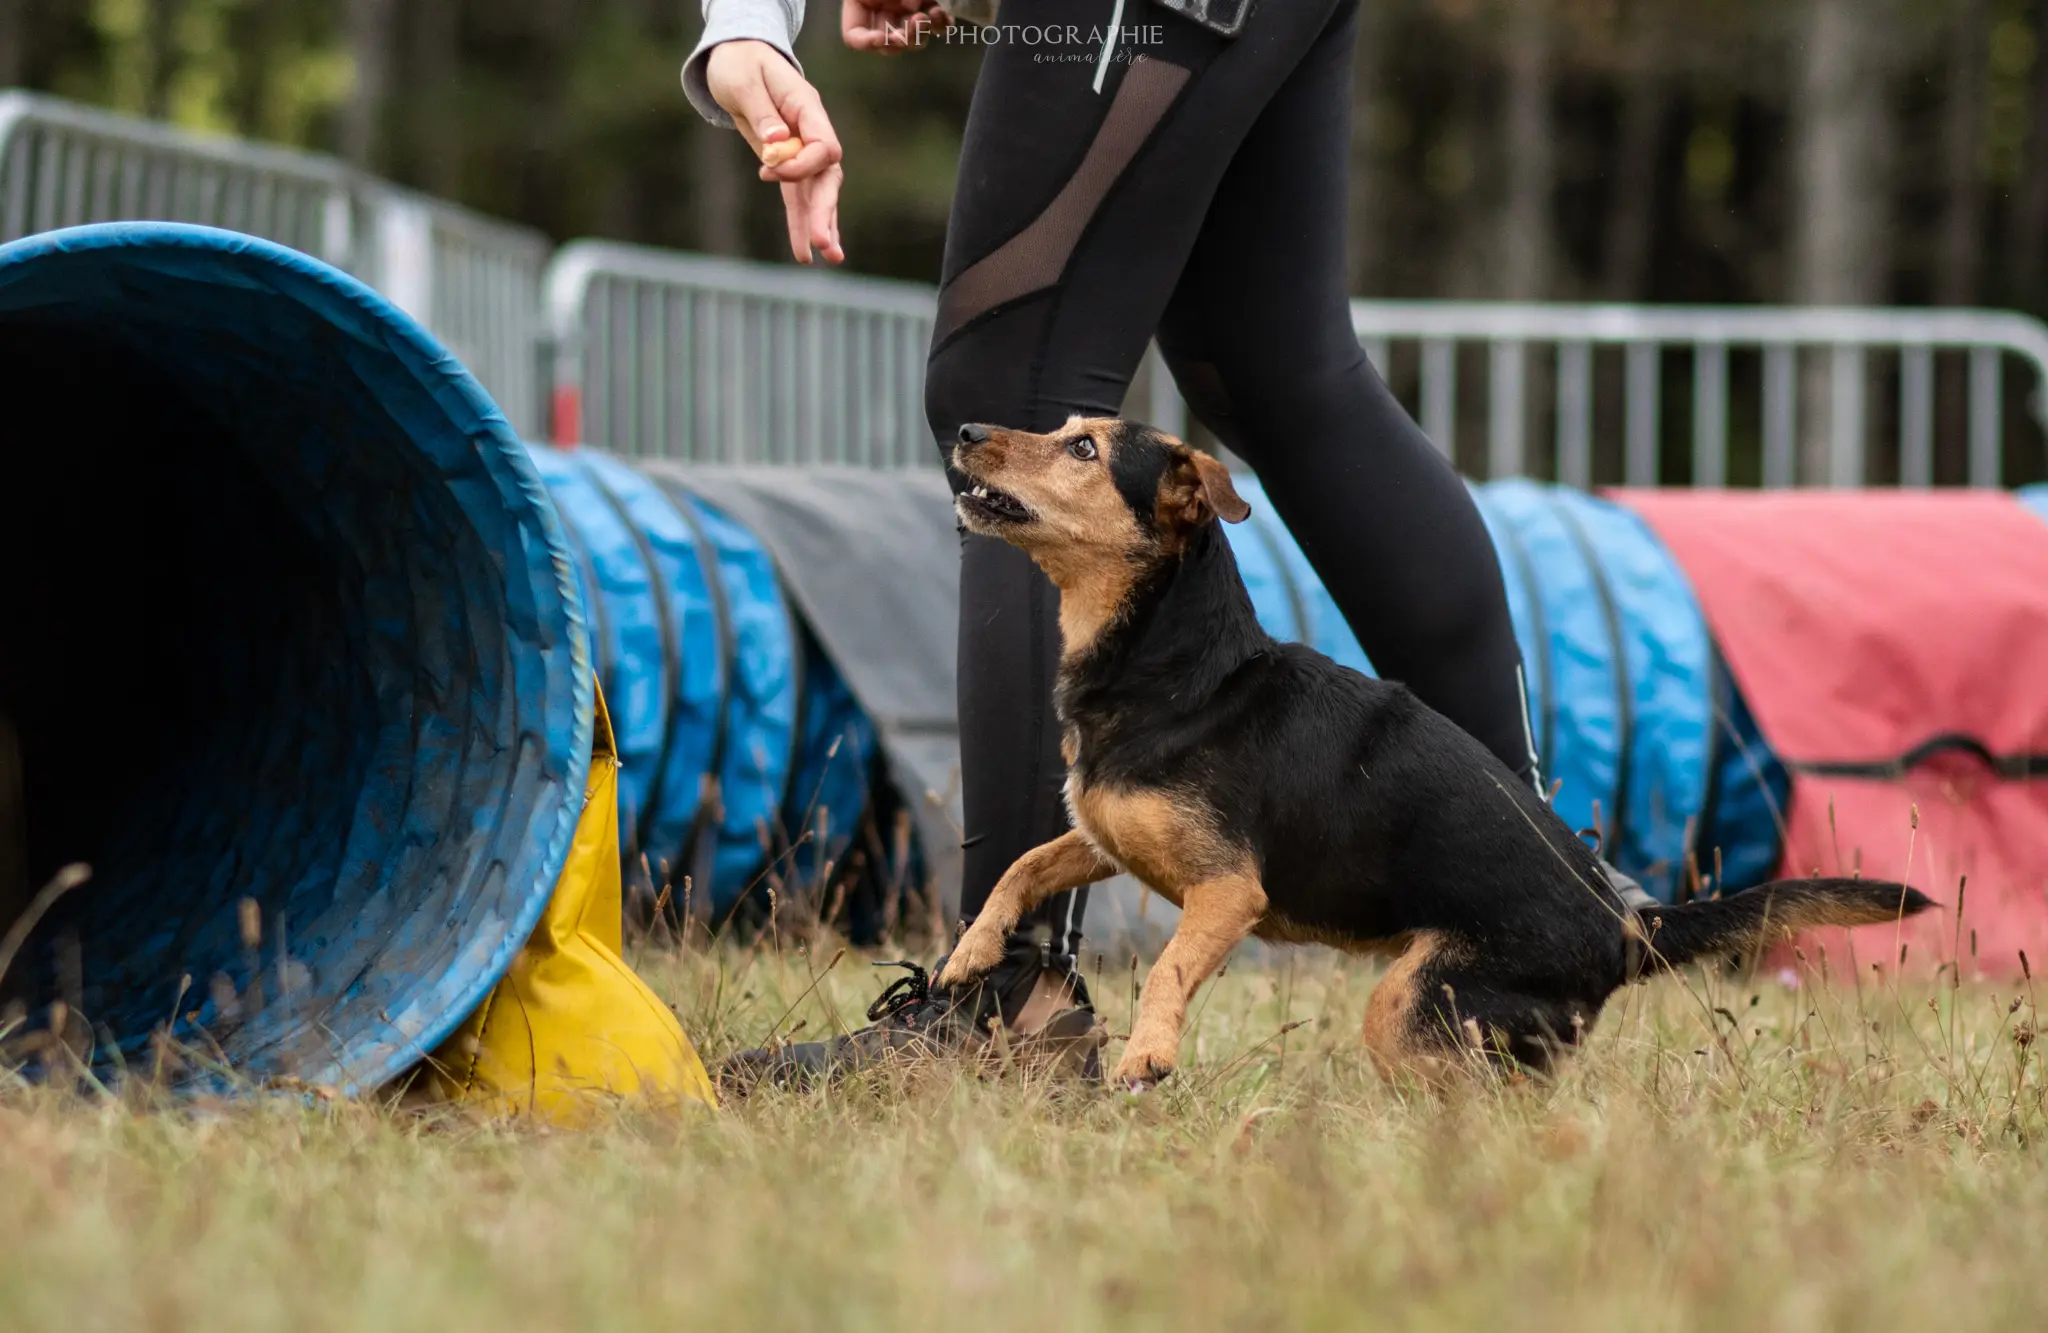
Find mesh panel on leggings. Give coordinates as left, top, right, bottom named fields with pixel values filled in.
left=934, top=57, right=1193, bottom=344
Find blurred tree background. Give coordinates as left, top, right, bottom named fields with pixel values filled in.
left=1, top=0, right=2044, bottom=314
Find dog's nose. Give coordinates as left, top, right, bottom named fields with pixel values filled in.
left=957, top=423, right=991, bottom=445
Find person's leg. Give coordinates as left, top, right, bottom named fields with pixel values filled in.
left=722, top=1, right=1395, bottom=1088
left=925, top=0, right=1352, bottom=980
left=1154, top=0, right=1538, bottom=784
left=1155, top=0, right=1540, bottom=786
left=1153, top=13, right=1658, bottom=911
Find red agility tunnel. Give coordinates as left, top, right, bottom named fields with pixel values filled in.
left=1617, top=487, right=2048, bottom=979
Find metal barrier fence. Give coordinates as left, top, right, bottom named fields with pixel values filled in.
left=0, top=90, right=358, bottom=268
left=11, top=89, right=2048, bottom=485
left=545, top=239, right=2048, bottom=486
left=0, top=91, right=548, bottom=436
left=1352, top=302, right=2048, bottom=488
left=370, top=186, right=550, bottom=440
left=546, top=240, right=935, bottom=466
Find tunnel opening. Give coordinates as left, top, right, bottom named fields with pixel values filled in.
left=0, top=225, right=591, bottom=1091
left=0, top=321, right=370, bottom=1069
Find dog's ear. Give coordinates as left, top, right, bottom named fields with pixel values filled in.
left=1187, top=449, right=1251, bottom=524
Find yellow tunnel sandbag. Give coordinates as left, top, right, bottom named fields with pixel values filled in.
left=424, top=687, right=717, bottom=1118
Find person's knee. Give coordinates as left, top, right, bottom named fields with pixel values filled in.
left=1156, top=348, right=1245, bottom=449
left=1159, top=339, right=1365, bottom=465
left=925, top=335, right=1028, bottom=468
left=924, top=347, right=971, bottom=468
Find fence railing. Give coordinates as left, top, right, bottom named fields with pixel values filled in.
left=368, top=186, right=551, bottom=440
left=546, top=240, right=936, bottom=466
left=543, top=241, right=2048, bottom=486
left=0, top=90, right=358, bottom=269
left=10, top=90, right=2048, bottom=487
left=0, top=91, right=548, bottom=437
left=1351, top=301, right=2048, bottom=488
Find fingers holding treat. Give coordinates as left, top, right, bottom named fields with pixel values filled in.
left=759, top=137, right=805, bottom=169
left=757, top=137, right=838, bottom=183
left=755, top=84, right=841, bottom=183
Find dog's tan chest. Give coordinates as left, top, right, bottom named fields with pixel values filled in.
left=1063, top=773, right=1244, bottom=898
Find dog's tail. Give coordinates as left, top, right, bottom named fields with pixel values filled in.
left=1631, top=878, right=1936, bottom=975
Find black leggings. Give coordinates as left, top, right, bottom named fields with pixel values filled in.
left=923, top=0, right=1531, bottom=960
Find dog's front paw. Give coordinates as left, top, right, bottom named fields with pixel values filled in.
left=936, top=924, right=1006, bottom=988
left=1111, top=1043, right=1177, bottom=1092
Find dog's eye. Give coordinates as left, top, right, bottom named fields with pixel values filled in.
left=1068, top=436, right=1099, bottom=462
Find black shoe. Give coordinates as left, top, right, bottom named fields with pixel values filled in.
left=718, top=937, right=1101, bottom=1094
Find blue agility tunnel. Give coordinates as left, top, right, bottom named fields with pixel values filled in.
left=0, top=224, right=593, bottom=1092
left=522, top=445, right=879, bottom=914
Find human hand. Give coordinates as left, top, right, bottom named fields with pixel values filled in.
left=704, top=39, right=845, bottom=264
left=842, top=0, right=950, bottom=53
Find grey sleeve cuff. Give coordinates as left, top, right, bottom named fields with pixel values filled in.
left=683, top=0, right=807, bottom=128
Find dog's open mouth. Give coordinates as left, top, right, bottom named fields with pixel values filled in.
left=957, top=482, right=1034, bottom=525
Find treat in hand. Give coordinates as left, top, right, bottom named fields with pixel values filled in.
left=759, top=138, right=805, bottom=168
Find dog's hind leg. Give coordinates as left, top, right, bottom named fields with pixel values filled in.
left=1111, top=872, right=1268, bottom=1090
left=936, top=831, right=1116, bottom=987
left=1361, top=932, right=1464, bottom=1085
left=1364, top=935, right=1597, bottom=1081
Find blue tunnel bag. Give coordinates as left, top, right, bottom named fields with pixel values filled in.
left=522, top=444, right=877, bottom=914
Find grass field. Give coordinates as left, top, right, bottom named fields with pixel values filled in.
left=2, top=936, right=2045, bottom=1332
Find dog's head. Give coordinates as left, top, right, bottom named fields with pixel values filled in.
left=950, top=416, right=1249, bottom=581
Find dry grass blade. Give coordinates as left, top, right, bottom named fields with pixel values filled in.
left=0, top=863, right=89, bottom=989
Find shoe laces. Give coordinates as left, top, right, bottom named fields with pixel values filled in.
left=865, top=960, right=934, bottom=1023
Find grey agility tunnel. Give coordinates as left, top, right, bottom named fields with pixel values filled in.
left=0, top=219, right=1796, bottom=1096
left=538, top=459, right=1795, bottom=916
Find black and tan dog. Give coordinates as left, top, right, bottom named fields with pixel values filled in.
left=936, top=416, right=1935, bottom=1091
